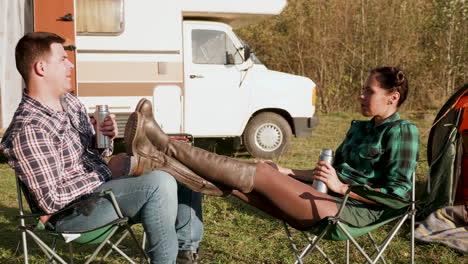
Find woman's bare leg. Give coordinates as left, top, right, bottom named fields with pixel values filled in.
left=242, top=162, right=339, bottom=229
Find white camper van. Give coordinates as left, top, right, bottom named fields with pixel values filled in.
left=0, top=0, right=318, bottom=158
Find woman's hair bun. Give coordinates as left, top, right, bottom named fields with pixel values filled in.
left=395, top=70, right=405, bottom=87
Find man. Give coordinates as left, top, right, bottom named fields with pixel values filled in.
left=175, top=185, right=204, bottom=263
left=1, top=32, right=202, bottom=263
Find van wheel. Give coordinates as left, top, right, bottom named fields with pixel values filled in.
left=243, top=112, right=292, bottom=159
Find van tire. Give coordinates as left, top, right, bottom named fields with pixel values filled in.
left=243, top=112, right=292, bottom=159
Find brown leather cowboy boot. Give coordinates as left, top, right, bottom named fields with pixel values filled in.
left=176, top=249, right=203, bottom=264
left=163, top=139, right=256, bottom=193
left=125, top=111, right=229, bottom=196
left=127, top=99, right=257, bottom=193
left=133, top=98, right=170, bottom=151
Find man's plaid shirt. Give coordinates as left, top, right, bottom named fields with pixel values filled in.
left=333, top=113, right=419, bottom=200
left=1, top=93, right=112, bottom=213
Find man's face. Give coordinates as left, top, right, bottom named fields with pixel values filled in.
left=43, top=43, right=74, bottom=95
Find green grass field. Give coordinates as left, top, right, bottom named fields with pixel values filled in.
left=0, top=111, right=465, bottom=263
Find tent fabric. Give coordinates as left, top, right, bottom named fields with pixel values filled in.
left=417, top=84, right=468, bottom=253
left=420, top=125, right=462, bottom=218
left=419, top=84, right=468, bottom=219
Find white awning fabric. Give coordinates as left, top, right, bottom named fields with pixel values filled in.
left=0, top=0, right=33, bottom=130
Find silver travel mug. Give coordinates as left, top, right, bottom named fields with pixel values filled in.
left=312, top=149, right=333, bottom=193
left=94, top=105, right=110, bottom=149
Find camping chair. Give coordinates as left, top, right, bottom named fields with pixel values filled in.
left=283, top=173, right=416, bottom=264
left=16, top=176, right=149, bottom=264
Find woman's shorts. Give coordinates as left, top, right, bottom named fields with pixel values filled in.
left=331, top=195, right=385, bottom=227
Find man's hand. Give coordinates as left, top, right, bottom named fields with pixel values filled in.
left=108, top=153, right=130, bottom=179
left=39, top=214, right=52, bottom=225
left=90, top=114, right=118, bottom=140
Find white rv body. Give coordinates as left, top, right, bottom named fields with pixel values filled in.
left=0, top=0, right=318, bottom=158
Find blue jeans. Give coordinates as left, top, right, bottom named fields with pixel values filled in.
left=176, top=183, right=203, bottom=251
left=55, top=171, right=200, bottom=264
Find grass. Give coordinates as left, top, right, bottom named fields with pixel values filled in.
left=0, top=111, right=465, bottom=263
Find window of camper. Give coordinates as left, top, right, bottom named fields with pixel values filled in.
left=76, top=0, right=124, bottom=35
left=192, top=29, right=243, bottom=65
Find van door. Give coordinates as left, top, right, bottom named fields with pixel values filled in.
left=183, top=21, right=251, bottom=137
left=34, top=0, right=76, bottom=91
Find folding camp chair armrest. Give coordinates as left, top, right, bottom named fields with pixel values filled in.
left=17, top=204, right=69, bottom=221
left=49, top=189, right=123, bottom=218
left=101, top=189, right=124, bottom=218
left=334, top=187, right=353, bottom=219
left=16, top=212, right=44, bottom=219
left=20, top=189, right=124, bottom=223
left=348, top=185, right=411, bottom=210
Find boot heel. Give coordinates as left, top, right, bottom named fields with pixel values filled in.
left=124, top=112, right=141, bottom=155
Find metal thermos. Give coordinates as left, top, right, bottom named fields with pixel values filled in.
left=94, top=105, right=110, bottom=149
left=312, top=149, right=334, bottom=193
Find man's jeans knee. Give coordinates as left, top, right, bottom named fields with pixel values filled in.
left=176, top=183, right=203, bottom=251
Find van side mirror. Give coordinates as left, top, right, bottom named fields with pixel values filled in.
left=243, top=44, right=251, bottom=61
left=225, top=52, right=235, bottom=65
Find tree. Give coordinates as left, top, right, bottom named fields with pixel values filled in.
left=237, top=0, right=467, bottom=112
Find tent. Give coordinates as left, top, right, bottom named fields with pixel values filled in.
left=419, top=84, right=468, bottom=218
left=415, top=84, right=468, bottom=254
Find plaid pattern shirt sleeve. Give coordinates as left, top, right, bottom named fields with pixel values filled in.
left=11, top=125, right=104, bottom=214
left=380, top=122, right=419, bottom=198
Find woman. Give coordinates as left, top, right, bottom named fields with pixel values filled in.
left=125, top=66, right=419, bottom=230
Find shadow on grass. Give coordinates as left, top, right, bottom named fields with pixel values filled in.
left=224, top=195, right=276, bottom=221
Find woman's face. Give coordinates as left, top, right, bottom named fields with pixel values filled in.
left=359, top=74, right=398, bottom=118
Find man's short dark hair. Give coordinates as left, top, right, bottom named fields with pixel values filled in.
left=15, top=32, right=65, bottom=83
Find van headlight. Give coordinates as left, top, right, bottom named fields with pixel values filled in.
left=312, top=87, right=317, bottom=106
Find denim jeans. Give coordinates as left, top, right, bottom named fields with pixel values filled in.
left=55, top=171, right=179, bottom=264
left=176, top=183, right=203, bottom=251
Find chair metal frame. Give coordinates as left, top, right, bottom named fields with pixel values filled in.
left=16, top=176, right=149, bottom=264
left=284, top=173, right=416, bottom=264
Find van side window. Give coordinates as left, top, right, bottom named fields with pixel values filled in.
left=192, top=29, right=243, bottom=65
left=76, top=0, right=124, bottom=35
